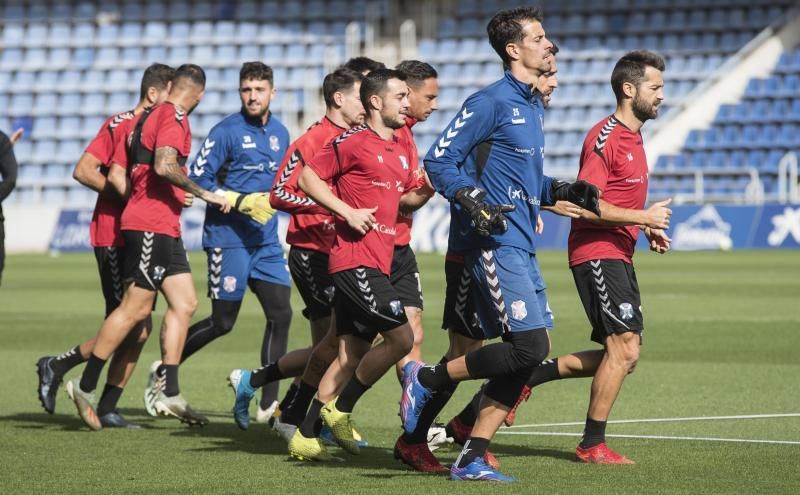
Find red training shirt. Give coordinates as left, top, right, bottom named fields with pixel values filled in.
left=84, top=110, right=135, bottom=247
left=568, top=115, right=649, bottom=267
left=306, top=125, right=416, bottom=276
left=394, top=116, right=424, bottom=247
left=270, top=117, right=345, bottom=254
left=117, top=102, right=192, bottom=238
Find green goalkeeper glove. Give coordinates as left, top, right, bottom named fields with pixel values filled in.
left=218, top=191, right=276, bottom=224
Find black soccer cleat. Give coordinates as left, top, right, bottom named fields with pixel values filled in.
left=36, top=356, right=62, bottom=414
left=99, top=410, right=143, bottom=429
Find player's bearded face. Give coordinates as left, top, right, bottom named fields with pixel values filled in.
left=407, top=78, right=439, bottom=122
left=515, top=20, right=553, bottom=76
left=535, top=60, right=558, bottom=109
left=631, top=67, right=664, bottom=122
left=239, top=79, right=274, bottom=119
left=379, top=78, right=410, bottom=129
left=340, top=83, right=366, bottom=127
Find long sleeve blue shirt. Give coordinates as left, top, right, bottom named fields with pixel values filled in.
left=424, top=71, right=555, bottom=254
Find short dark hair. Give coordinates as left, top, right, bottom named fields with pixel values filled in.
left=342, top=56, right=386, bottom=74
left=610, top=50, right=666, bottom=102
left=173, top=63, right=206, bottom=88
left=322, top=68, right=364, bottom=108
left=395, top=60, right=437, bottom=88
left=359, top=68, right=406, bottom=111
left=487, top=7, right=544, bottom=67
left=139, top=63, right=175, bottom=100
left=239, top=61, right=274, bottom=86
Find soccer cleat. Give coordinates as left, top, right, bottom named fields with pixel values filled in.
left=227, top=369, right=256, bottom=430
left=394, top=436, right=448, bottom=473
left=143, top=360, right=163, bottom=417
left=319, top=400, right=359, bottom=454
left=270, top=415, right=298, bottom=443
left=256, top=399, right=279, bottom=424
left=288, top=430, right=335, bottom=462
left=399, top=362, right=433, bottom=434
left=65, top=378, right=102, bottom=431
left=99, top=410, right=142, bottom=429
left=446, top=416, right=500, bottom=470
left=320, top=425, right=369, bottom=448
left=576, top=443, right=635, bottom=464
left=451, top=457, right=516, bottom=482
left=427, top=422, right=454, bottom=452
left=504, top=384, right=532, bottom=427
left=36, top=356, right=61, bottom=414
left=154, top=392, right=209, bottom=426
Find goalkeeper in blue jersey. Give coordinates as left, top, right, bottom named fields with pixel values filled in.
left=401, top=8, right=601, bottom=482
left=142, top=62, right=293, bottom=420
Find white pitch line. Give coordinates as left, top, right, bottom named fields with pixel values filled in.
left=496, top=431, right=800, bottom=445
left=506, top=413, right=800, bottom=429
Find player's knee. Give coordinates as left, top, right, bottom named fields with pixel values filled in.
left=211, top=300, right=242, bottom=336
left=393, top=325, right=415, bottom=357
left=507, top=329, right=550, bottom=372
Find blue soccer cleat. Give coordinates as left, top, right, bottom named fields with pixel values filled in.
left=399, top=361, right=433, bottom=434
left=450, top=457, right=517, bottom=482
left=227, top=369, right=256, bottom=430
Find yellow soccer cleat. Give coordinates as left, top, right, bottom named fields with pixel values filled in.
left=288, top=430, right=334, bottom=462
left=320, top=400, right=360, bottom=455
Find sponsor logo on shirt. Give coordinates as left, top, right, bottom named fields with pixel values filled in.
left=399, top=155, right=409, bottom=170
left=372, top=180, right=391, bottom=190
left=511, top=107, right=526, bottom=124
left=242, top=163, right=265, bottom=171
left=242, top=135, right=257, bottom=149
left=269, top=135, right=280, bottom=151
left=507, top=185, right=541, bottom=206
left=268, top=160, right=278, bottom=172
left=625, top=175, right=646, bottom=184
left=395, top=180, right=404, bottom=192
left=373, top=223, right=397, bottom=235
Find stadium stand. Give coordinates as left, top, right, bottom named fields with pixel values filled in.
left=1, top=0, right=798, bottom=205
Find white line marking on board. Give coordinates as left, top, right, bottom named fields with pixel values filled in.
left=495, top=431, right=800, bottom=445
left=506, top=413, right=800, bottom=429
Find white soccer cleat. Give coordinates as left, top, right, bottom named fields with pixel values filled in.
left=256, top=399, right=279, bottom=424
left=143, top=360, right=163, bottom=417
left=427, top=423, right=454, bottom=452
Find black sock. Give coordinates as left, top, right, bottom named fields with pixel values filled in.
left=335, top=376, right=370, bottom=413
left=580, top=416, right=607, bottom=448
left=249, top=362, right=285, bottom=389
left=528, top=358, right=560, bottom=387
left=283, top=381, right=318, bottom=426
left=51, top=345, right=87, bottom=376
left=455, top=437, right=490, bottom=468
left=417, top=362, right=453, bottom=390
left=161, top=364, right=179, bottom=397
left=79, top=354, right=107, bottom=393
left=456, top=382, right=485, bottom=427
left=97, top=385, right=123, bottom=416
left=404, top=381, right=458, bottom=444
left=299, top=399, right=324, bottom=438
left=278, top=383, right=298, bottom=412
left=180, top=317, right=216, bottom=362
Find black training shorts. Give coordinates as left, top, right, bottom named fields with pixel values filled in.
left=333, top=266, right=408, bottom=342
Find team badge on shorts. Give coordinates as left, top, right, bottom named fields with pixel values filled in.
left=323, top=285, right=335, bottom=303
left=390, top=300, right=404, bottom=316
left=619, top=302, right=634, bottom=320
left=269, top=135, right=280, bottom=151
left=511, top=300, right=527, bottom=320
left=223, top=276, right=237, bottom=293
left=152, top=266, right=166, bottom=282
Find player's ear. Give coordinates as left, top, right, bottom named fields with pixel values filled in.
left=333, top=91, right=344, bottom=107
left=369, top=93, right=383, bottom=111
left=622, top=81, right=636, bottom=99
left=505, top=42, right=520, bottom=63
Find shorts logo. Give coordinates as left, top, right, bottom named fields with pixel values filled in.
left=619, top=302, right=634, bottom=320
left=152, top=266, right=166, bottom=282
left=223, top=276, right=237, bottom=293
left=269, top=135, right=280, bottom=151
left=511, top=300, right=527, bottom=320
left=389, top=300, right=404, bottom=316
left=323, top=285, right=335, bottom=302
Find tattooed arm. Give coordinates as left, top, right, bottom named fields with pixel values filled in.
left=153, top=146, right=230, bottom=212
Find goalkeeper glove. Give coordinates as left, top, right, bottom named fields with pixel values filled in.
left=454, top=186, right=515, bottom=237
left=218, top=190, right=276, bottom=224
left=550, top=180, right=601, bottom=217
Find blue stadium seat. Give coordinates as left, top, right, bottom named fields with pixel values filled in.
left=120, top=23, right=143, bottom=46
left=43, top=187, right=67, bottom=204
left=57, top=94, right=81, bottom=116
left=108, top=92, right=131, bottom=112
left=33, top=94, right=58, bottom=117
left=236, top=22, right=259, bottom=43
left=33, top=141, right=57, bottom=165
left=82, top=94, right=107, bottom=116
left=214, top=45, right=237, bottom=66
left=214, top=21, right=236, bottom=43
left=167, top=46, right=191, bottom=66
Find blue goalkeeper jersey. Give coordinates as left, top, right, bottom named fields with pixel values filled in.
left=424, top=70, right=555, bottom=254
left=190, top=109, right=289, bottom=248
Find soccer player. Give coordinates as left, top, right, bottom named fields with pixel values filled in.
left=287, top=69, right=429, bottom=461
left=555, top=50, right=672, bottom=464
left=35, top=64, right=174, bottom=427
left=226, top=67, right=366, bottom=434
left=67, top=64, right=230, bottom=430
left=0, top=130, right=18, bottom=287
left=151, top=62, right=291, bottom=423
left=408, top=8, right=601, bottom=481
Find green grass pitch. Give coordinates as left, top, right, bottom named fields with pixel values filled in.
left=1, top=250, right=798, bottom=494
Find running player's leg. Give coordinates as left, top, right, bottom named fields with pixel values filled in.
left=390, top=245, right=424, bottom=379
